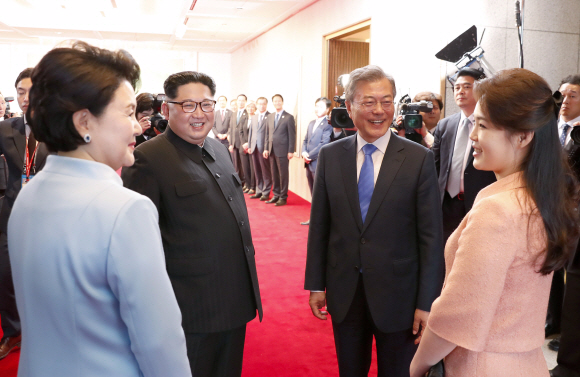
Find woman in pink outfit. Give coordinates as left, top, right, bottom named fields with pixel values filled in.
left=410, top=69, right=580, bottom=377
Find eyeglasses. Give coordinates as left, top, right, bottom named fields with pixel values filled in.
left=354, top=100, right=394, bottom=112
left=167, top=100, right=216, bottom=113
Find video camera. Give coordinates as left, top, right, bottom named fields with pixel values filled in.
left=394, top=94, right=433, bottom=144
left=330, top=74, right=354, bottom=129
left=149, top=94, right=168, bottom=134
left=4, top=96, right=14, bottom=114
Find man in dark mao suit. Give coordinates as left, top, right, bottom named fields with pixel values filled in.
left=247, top=97, right=270, bottom=200
left=304, top=65, right=444, bottom=377
left=122, top=71, right=262, bottom=377
left=432, top=68, right=495, bottom=242
left=229, top=94, right=249, bottom=189
left=212, top=95, right=232, bottom=148
left=0, top=68, right=50, bottom=360
left=263, top=94, right=295, bottom=206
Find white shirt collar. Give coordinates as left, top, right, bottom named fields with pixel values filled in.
left=559, top=114, right=580, bottom=129
left=356, top=129, right=391, bottom=155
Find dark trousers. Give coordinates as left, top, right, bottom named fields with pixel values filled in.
left=185, top=325, right=246, bottom=377
left=306, top=166, right=314, bottom=194
left=552, top=270, right=580, bottom=377
left=238, top=148, right=252, bottom=189
left=332, top=275, right=417, bottom=377
left=547, top=267, right=565, bottom=332
left=258, top=151, right=272, bottom=198
left=250, top=150, right=264, bottom=195
left=231, top=147, right=245, bottom=185
left=442, top=191, right=466, bottom=242
left=269, top=150, right=289, bottom=200
left=0, top=232, right=20, bottom=339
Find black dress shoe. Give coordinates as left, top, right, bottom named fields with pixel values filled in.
left=300, top=220, right=310, bottom=225
left=545, top=324, right=561, bottom=338
left=243, top=188, right=249, bottom=193
left=247, top=189, right=255, bottom=195
left=275, top=199, right=287, bottom=206
left=265, top=197, right=279, bottom=204
left=250, top=193, right=262, bottom=199
left=0, top=335, right=21, bottom=360
left=260, top=195, right=270, bottom=201
left=548, top=336, right=560, bottom=352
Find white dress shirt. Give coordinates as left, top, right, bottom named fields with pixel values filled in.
left=356, top=130, right=392, bottom=185
left=559, top=114, right=580, bottom=146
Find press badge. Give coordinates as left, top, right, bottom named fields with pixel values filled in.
left=21, top=174, right=35, bottom=188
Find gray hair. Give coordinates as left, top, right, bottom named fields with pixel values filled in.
left=345, top=65, right=396, bottom=102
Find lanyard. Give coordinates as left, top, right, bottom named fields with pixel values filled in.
left=24, top=136, right=38, bottom=179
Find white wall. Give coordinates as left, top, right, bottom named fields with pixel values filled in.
left=230, top=0, right=580, bottom=201
left=0, top=39, right=230, bottom=111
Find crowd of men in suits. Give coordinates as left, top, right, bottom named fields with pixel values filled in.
left=1, top=62, right=580, bottom=377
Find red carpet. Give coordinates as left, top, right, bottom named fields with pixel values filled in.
left=0, top=191, right=378, bottom=376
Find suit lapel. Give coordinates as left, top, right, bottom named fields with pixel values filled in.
left=340, top=136, right=363, bottom=231
left=362, top=134, right=405, bottom=233
left=12, top=117, right=26, bottom=167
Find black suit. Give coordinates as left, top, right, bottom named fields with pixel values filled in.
left=264, top=111, right=296, bottom=200
left=304, top=133, right=444, bottom=376
left=122, top=127, right=262, bottom=375
left=213, top=108, right=232, bottom=148
left=229, top=109, right=249, bottom=185
left=432, top=112, right=496, bottom=240
left=0, top=117, right=49, bottom=339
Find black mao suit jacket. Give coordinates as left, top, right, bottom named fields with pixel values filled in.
left=432, top=112, right=496, bottom=210
left=0, top=117, right=49, bottom=233
left=304, top=133, right=444, bottom=333
left=122, top=127, right=262, bottom=333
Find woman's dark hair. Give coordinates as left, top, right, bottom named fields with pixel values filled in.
left=475, top=68, right=580, bottom=274
left=27, top=40, right=140, bottom=152
left=163, top=71, right=216, bottom=100
left=136, top=92, right=155, bottom=115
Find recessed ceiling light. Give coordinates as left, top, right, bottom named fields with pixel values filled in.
left=236, top=6, right=243, bottom=10
left=56, top=32, right=62, bottom=35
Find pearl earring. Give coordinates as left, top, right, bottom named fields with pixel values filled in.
left=83, top=134, right=91, bottom=143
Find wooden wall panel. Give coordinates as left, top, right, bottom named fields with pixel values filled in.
left=327, top=40, right=370, bottom=103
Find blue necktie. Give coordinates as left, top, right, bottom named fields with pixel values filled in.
left=275, top=113, right=280, bottom=128
left=358, top=143, right=377, bottom=223
left=561, top=124, right=570, bottom=146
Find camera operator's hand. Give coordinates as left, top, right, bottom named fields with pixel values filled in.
left=395, top=115, right=403, bottom=127
left=263, top=151, right=269, bottom=159
left=138, top=116, right=152, bottom=135
left=228, top=145, right=234, bottom=153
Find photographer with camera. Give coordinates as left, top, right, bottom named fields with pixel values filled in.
left=0, top=93, right=6, bottom=120
left=135, top=93, right=167, bottom=147
left=432, top=67, right=496, bottom=242
left=394, top=94, right=435, bottom=147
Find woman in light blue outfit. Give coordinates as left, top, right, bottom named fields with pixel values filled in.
left=8, top=41, right=191, bottom=377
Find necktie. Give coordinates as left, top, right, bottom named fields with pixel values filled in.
left=275, top=113, right=280, bottom=128
left=358, top=143, right=377, bottom=223
left=259, top=114, right=263, bottom=125
left=221, top=110, right=225, bottom=120
left=28, top=130, right=36, bottom=162
left=560, top=124, right=570, bottom=146
left=447, top=118, right=471, bottom=198
left=237, top=110, right=242, bottom=124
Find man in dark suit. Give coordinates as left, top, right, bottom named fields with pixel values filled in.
left=212, top=95, right=231, bottom=148
left=0, top=68, right=49, bottom=360
left=546, top=75, right=580, bottom=351
left=229, top=94, right=249, bottom=190
left=241, top=101, right=256, bottom=195
left=246, top=97, right=270, bottom=200
left=304, top=65, right=444, bottom=377
left=122, top=71, right=262, bottom=377
left=263, top=94, right=295, bottom=206
left=300, top=97, right=332, bottom=225
left=432, top=68, right=496, bottom=242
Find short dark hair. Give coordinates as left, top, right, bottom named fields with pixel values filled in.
left=257, top=97, right=268, bottom=104
left=413, top=91, right=443, bottom=110
left=218, top=95, right=227, bottom=101
left=28, top=41, right=140, bottom=152
left=560, top=74, right=580, bottom=87
left=163, top=71, right=216, bottom=100
left=272, top=94, right=284, bottom=102
left=456, top=67, right=486, bottom=81
left=237, top=94, right=247, bottom=101
left=136, top=92, right=155, bottom=115
left=315, top=97, right=332, bottom=109
left=15, top=67, right=34, bottom=88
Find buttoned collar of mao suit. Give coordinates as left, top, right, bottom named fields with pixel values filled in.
left=166, top=125, right=215, bottom=164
